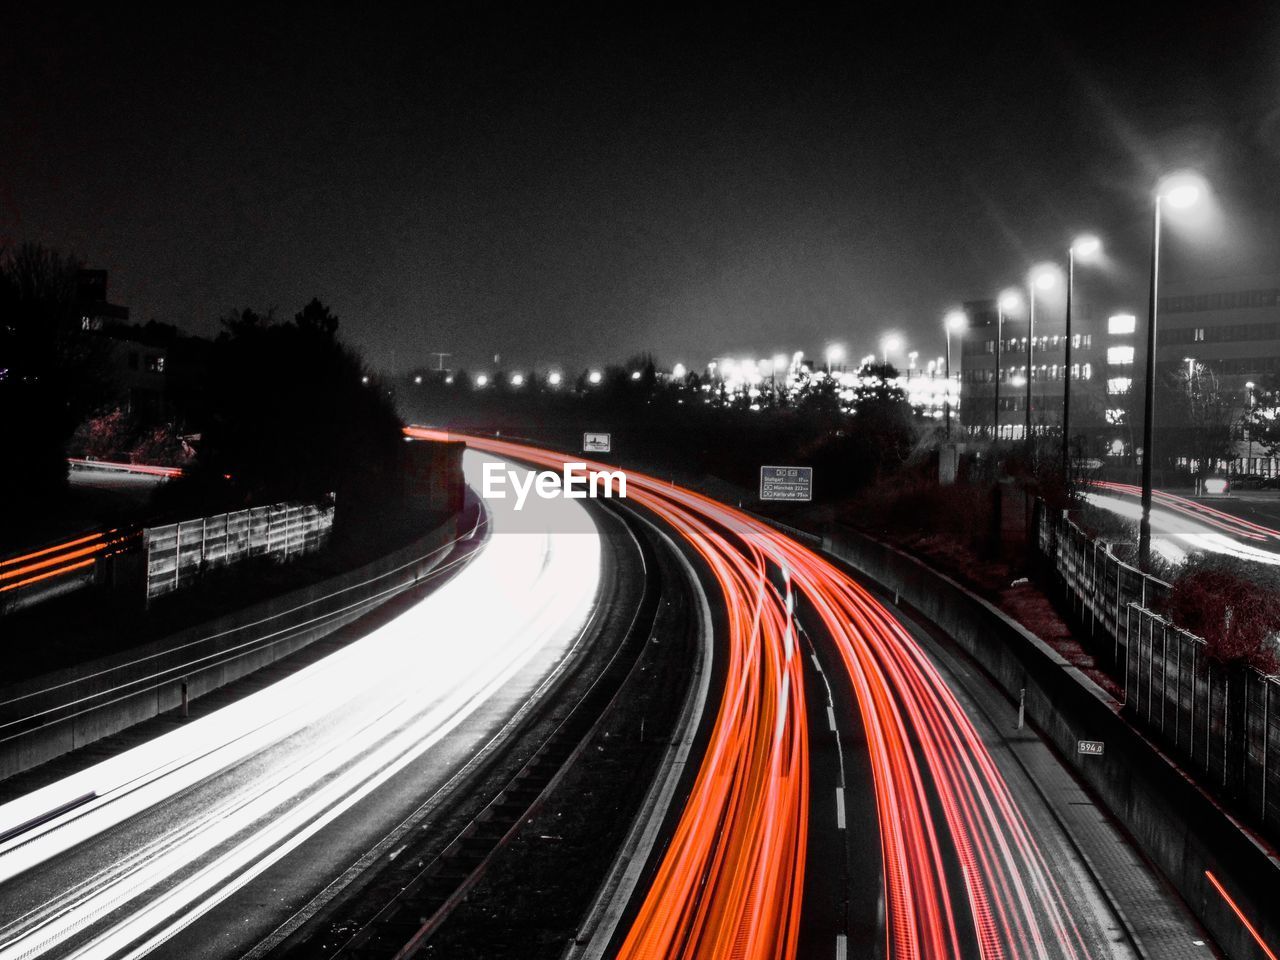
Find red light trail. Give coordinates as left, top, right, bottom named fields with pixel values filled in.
left=406, top=427, right=1103, bottom=959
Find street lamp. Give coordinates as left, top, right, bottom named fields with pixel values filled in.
left=1247, top=381, right=1257, bottom=467
left=1139, top=171, right=1208, bottom=570
left=881, top=334, right=903, bottom=365
left=1027, top=264, right=1059, bottom=447
left=825, top=343, right=846, bottom=373
left=587, top=369, right=602, bottom=385
left=995, top=289, right=1023, bottom=442
left=1063, top=235, right=1102, bottom=476
left=944, top=310, right=967, bottom=439
left=548, top=371, right=563, bottom=386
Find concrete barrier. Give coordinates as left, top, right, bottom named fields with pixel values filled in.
left=824, top=525, right=1280, bottom=960
left=0, top=515, right=463, bottom=782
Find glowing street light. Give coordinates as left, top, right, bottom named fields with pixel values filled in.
left=1139, top=171, right=1209, bottom=569
left=475, top=373, right=489, bottom=388
left=631, top=369, right=642, bottom=381
left=825, top=343, right=846, bottom=373
left=672, top=363, right=687, bottom=379
left=943, top=309, right=967, bottom=438
left=881, top=334, right=903, bottom=365
left=1025, top=263, right=1060, bottom=446
left=510, top=373, right=525, bottom=387
left=413, top=374, right=423, bottom=385
left=587, top=369, right=603, bottom=385
left=548, top=371, right=563, bottom=386
left=907, top=350, right=918, bottom=370
left=1063, top=234, right=1103, bottom=475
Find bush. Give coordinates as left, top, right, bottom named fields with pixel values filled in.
left=1168, top=555, right=1280, bottom=672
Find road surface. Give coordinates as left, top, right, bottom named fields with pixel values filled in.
left=0, top=451, right=611, bottom=960
left=414, top=430, right=1217, bottom=960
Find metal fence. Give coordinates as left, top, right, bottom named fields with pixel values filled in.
left=144, top=497, right=335, bottom=602
left=1037, top=505, right=1280, bottom=836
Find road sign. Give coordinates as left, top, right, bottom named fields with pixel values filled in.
left=583, top=432, right=612, bottom=453
left=1077, top=739, right=1105, bottom=756
left=760, top=466, right=813, bottom=502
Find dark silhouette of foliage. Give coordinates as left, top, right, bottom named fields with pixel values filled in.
left=0, top=244, right=113, bottom=535
left=177, top=300, right=402, bottom=509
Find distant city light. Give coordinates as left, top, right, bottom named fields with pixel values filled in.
left=444, top=375, right=454, bottom=384
left=998, top=289, right=1023, bottom=313
left=631, top=369, right=642, bottom=380
left=825, top=344, right=846, bottom=366
left=413, top=374, right=423, bottom=385
left=361, top=375, right=370, bottom=384
left=1031, top=264, right=1059, bottom=290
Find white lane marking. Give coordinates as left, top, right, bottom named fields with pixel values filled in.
left=826, top=705, right=837, bottom=732
left=835, top=788, right=846, bottom=830
left=836, top=934, right=848, bottom=960
left=810, top=652, right=822, bottom=672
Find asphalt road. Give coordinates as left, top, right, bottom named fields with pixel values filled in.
left=0, top=451, right=617, bottom=960
left=420, top=431, right=1215, bottom=960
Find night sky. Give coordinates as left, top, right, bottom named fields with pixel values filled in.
left=4, top=3, right=1279, bottom=373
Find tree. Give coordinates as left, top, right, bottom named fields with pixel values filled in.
left=1245, top=376, right=1280, bottom=458
left=180, top=299, right=403, bottom=507
left=1158, top=362, right=1241, bottom=475
left=0, top=243, right=112, bottom=535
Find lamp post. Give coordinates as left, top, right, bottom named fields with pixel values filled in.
left=1063, top=235, right=1101, bottom=477
left=1139, top=173, right=1206, bottom=570
left=1027, top=265, right=1058, bottom=450
left=994, top=290, right=1021, bottom=442
left=881, top=334, right=903, bottom=366
left=944, top=310, right=967, bottom=439
left=825, top=343, right=845, bottom=374
left=1246, top=381, right=1257, bottom=469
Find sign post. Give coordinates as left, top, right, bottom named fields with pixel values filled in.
left=1077, top=740, right=1105, bottom=756
left=583, top=432, right=612, bottom=454
left=759, top=466, right=813, bottom=502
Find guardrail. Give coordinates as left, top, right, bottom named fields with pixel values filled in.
left=1036, top=505, right=1280, bottom=839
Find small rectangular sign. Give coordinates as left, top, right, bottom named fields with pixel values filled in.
left=760, top=465, right=813, bottom=502
left=1077, top=739, right=1105, bottom=756
left=583, top=432, right=612, bottom=453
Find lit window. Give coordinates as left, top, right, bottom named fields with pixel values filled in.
left=1107, top=346, right=1135, bottom=365
left=1108, top=314, right=1137, bottom=335
left=1107, top=376, right=1131, bottom=394
left=1082, top=363, right=1092, bottom=379
left=1105, top=408, right=1125, bottom=425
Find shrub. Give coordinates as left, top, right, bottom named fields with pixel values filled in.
left=1168, top=555, right=1280, bottom=672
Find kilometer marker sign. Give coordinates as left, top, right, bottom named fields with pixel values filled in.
left=760, top=466, right=813, bottom=502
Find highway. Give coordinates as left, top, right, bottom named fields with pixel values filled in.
left=1084, top=480, right=1280, bottom=566
left=409, top=430, right=1212, bottom=960
left=0, top=452, right=612, bottom=960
